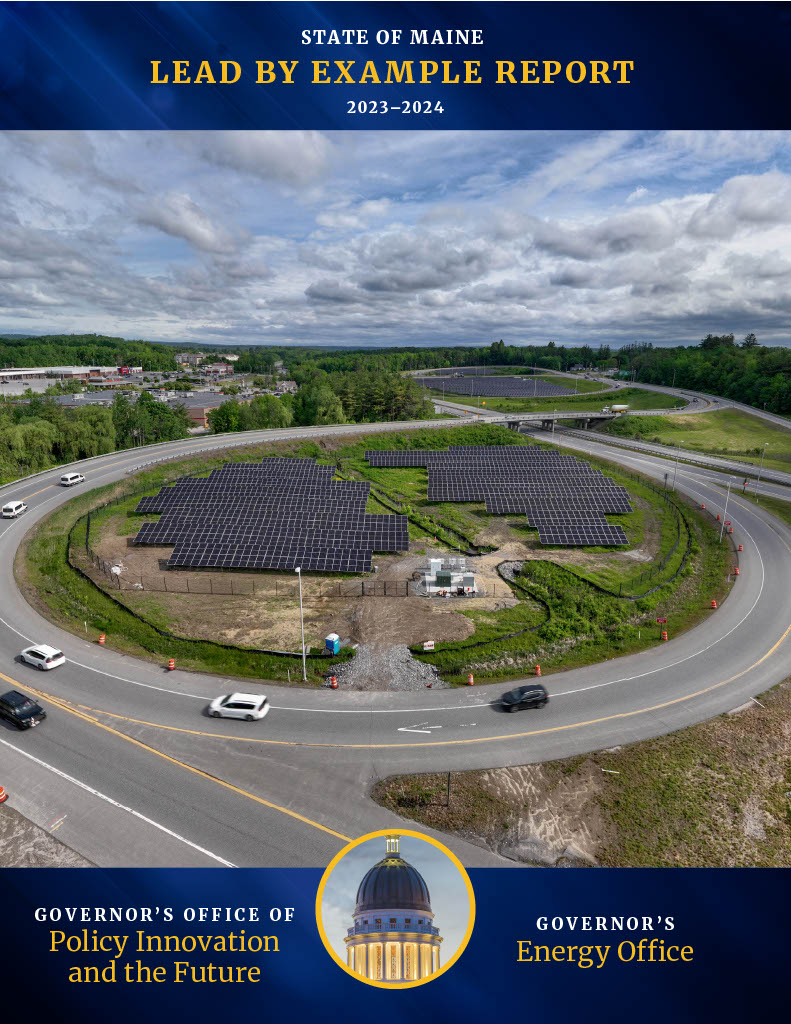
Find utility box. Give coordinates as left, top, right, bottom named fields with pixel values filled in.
left=325, top=632, right=340, bottom=655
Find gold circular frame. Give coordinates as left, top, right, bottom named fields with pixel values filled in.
left=315, top=828, right=476, bottom=990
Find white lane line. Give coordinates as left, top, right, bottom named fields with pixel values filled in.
left=0, top=735, right=236, bottom=867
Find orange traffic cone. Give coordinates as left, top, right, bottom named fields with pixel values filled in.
left=467, top=673, right=474, bottom=686
left=0, top=785, right=7, bottom=804
left=734, top=567, right=740, bottom=576
left=98, top=633, right=106, bottom=645
left=738, top=544, right=743, bottom=551
left=167, top=658, right=175, bottom=671
left=330, top=676, right=338, bottom=689
left=535, top=664, right=542, bottom=677
left=662, top=631, right=668, bottom=642
left=711, top=599, right=718, bottom=609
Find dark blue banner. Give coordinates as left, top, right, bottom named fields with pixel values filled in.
left=0, top=2, right=790, bottom=129
left=0, top=867, right=786, bottom=1020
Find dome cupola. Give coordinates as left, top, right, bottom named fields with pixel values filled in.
left=353, top=836, right=433, bottom=915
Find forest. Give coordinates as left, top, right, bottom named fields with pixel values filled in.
left=0, top=333, right=180, bottom=371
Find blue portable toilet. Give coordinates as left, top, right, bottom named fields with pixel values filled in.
left=325, top=632, right=340, bottom=655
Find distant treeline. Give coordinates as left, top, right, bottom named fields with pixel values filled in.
left=0, top=333, right=179, bottom=371
left=624, top=335, right=791, bottom=414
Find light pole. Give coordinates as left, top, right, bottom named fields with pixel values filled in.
left=295, top=566, right=307, bottom=681
left=552, top=409, right=556, bottom=438
left=756, top=443, right=769, bottom=504
left=719, top=479, right=732, bottom=542
left=672, top=441, right=684, bottom=491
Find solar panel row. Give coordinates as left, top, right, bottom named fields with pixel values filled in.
left=414, top=377, right=575, bottom=398
left=133, top=457, right=407, bottom=573
left=366, top=447, right=632, bottom=546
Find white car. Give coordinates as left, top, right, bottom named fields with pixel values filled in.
left=2, top=501, right=27, bottom=518
left=20, top=644, right=66, bottom=670
left=60, top=472, right=85, bottom=487
left=208, top=692, right=269, bottom=721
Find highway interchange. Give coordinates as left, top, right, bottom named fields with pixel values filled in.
left=2, top=387, right=791, bottom=868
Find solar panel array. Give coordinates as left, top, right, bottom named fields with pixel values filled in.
left=414, top=376, right=575, bottom=398
left=133, top=460, right=408, bottom=573
left=365, top=445, right=631, bottom=547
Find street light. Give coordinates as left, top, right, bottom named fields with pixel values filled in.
left=719, top=479, right=733, bottom=542
left=672, top=440, right=684, bottom=491
left=756, top=443, right=769, bottom=504
left=295, top=566, right=307, bottom=681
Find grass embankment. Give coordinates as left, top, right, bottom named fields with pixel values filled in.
left=434, top=387, right=684, bottom=415
left=600, top=409, right=791, bottom=476
left=413, top=503, right=728, bottom=685
left=373, top=678, right=791, bottom=867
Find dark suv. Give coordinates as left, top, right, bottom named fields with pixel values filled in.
left=501, top=684, right=549, bottom=712
left=0, top=690, right=47, bottom=729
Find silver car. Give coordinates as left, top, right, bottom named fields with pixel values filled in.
left=208, top=692, right=269, bottom=721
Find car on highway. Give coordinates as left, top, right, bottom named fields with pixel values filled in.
left=501, top=684, right=549, bottom=712
left=208, top=692, right=270, bottom=721
left=0, top=689, right=47, bottom=729
left=2, top=500, right=27, bottom=518
left=19, top=644, right=66, bottom=671
left=60, top=472, right=85, bottom=487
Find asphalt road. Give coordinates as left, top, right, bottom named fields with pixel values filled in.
left=1, top=412, right=790, bottom=868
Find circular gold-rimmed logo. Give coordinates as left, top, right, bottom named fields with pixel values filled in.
left=316, top=828, right=476, bottom=990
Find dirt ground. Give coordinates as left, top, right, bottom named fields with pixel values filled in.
left=90, top=525, right=517, bottom=650
left=0, top=805, right=93, bottom=867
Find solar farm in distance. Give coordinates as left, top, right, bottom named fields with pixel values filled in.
left=414, top=375, right=576, bottom=398
left=365, top=446, right=631, bottom=546
left=132, top=459, right=409, bottom=573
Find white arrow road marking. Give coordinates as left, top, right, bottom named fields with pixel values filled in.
left=397, top=724, right=443, bottom=734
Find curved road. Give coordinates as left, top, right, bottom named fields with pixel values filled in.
left=1, top=414, right=790, bottom=868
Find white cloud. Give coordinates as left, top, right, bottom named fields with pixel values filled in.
left=1, top=130, right=790, bottom=347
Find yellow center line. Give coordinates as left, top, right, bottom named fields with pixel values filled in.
left=22, top=484, right=54, bottom=500
left=4, top=617, right=789, bottom=752
left=0, top=671, right=351, bottom=843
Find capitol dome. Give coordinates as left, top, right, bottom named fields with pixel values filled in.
left=354, top=847, right=432, bottom=915
left=345, top=835, right=443, bottom=984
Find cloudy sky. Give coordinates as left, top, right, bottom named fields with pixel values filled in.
left=1, top=129, right=790, bottom=348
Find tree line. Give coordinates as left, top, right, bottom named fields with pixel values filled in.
left=207, top=368, right=433, bottom=434
left=0, top=333, right=180, bottom=371
left=0, top=392, right=190, bottom=483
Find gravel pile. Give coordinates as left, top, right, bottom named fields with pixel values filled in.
left=327, top=643, right=445, bottom=691
left=497, top=560, right=524, bottom=583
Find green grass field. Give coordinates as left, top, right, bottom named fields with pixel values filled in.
left=434, top=387, right=684, bottom=415
left=600, top=409, right=791, bottom=475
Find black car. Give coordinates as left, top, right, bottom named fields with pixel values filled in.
left=501, top=684, right=549, bottom=712
left=0, top=690, right=47, bottom=729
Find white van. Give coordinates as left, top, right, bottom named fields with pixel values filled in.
left=2, top=500, right=27, bottom=518
left=60, top=472, right=85, bottom=487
